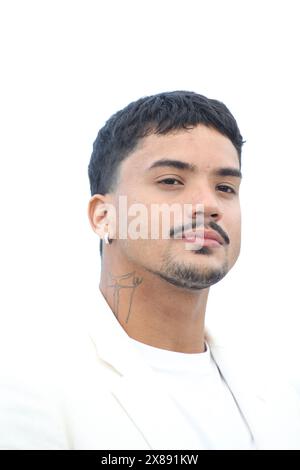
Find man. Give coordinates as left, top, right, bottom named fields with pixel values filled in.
left=1, top=91, right=299, bottom=449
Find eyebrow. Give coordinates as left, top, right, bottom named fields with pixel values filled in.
left=147, top=159, right=242, bottom=179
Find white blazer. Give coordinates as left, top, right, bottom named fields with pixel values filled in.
left=1, top=284, right=300, bottom=450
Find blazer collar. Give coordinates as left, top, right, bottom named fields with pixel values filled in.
left=86, top=284, right=300, bottom=450
left=86, top=284, right=205, bottom=449
left=207, top=332, right=300, bottom=449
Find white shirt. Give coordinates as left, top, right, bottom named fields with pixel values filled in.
left=130, top=338, right=256, bottom=450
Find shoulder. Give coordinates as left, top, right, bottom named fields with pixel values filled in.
left=0, top=320, right=111, bottom=450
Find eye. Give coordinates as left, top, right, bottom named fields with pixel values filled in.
left=217, top=185, right=236, bottom=194
left=157, top=178, right=183, bottom=186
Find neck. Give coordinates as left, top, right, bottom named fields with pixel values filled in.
left=99, top=249, right=209, bottom=354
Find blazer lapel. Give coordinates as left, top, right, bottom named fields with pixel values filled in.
left=86, top=285, right=300, bottom=450
left=87, top=285, right=205, bottom=450
left=208, top=336, right=300, bottom=450
left=110, top=374, right=205, bottom=450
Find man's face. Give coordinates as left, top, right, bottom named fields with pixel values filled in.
left=109, top=124, right=242, bottom=290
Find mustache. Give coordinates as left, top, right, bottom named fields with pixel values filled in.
left=170, top=220, right=230, bottom=245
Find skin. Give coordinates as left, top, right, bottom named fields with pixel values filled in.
left=88, top=124, right=242, bottom=353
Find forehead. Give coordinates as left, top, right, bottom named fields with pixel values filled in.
left=120, top=125, right=240, bottom=177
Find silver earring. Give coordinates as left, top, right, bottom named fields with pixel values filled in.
left=104, top=226, right=112, bottom=245
left=104, top=231, right=110, bottom=245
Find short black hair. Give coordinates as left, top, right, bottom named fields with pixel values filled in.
left=88, top=90, right=245, bottom=255
left=88, top=90, right=245, bottom=196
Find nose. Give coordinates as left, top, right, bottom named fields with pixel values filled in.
left=190, top=185, right=223, bottom=226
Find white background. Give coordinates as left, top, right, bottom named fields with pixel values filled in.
left=0, top=1, right=299, bottom=384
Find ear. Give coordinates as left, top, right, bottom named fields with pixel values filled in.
left=87, top=194, right=115, bottom=239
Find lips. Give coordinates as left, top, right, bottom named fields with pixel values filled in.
left=183, top=233, right=202, bottom=242
left=182, top=229, right=224, bottom=246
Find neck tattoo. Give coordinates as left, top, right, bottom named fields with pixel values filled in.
left=107, top=271, right=143, bottom=323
